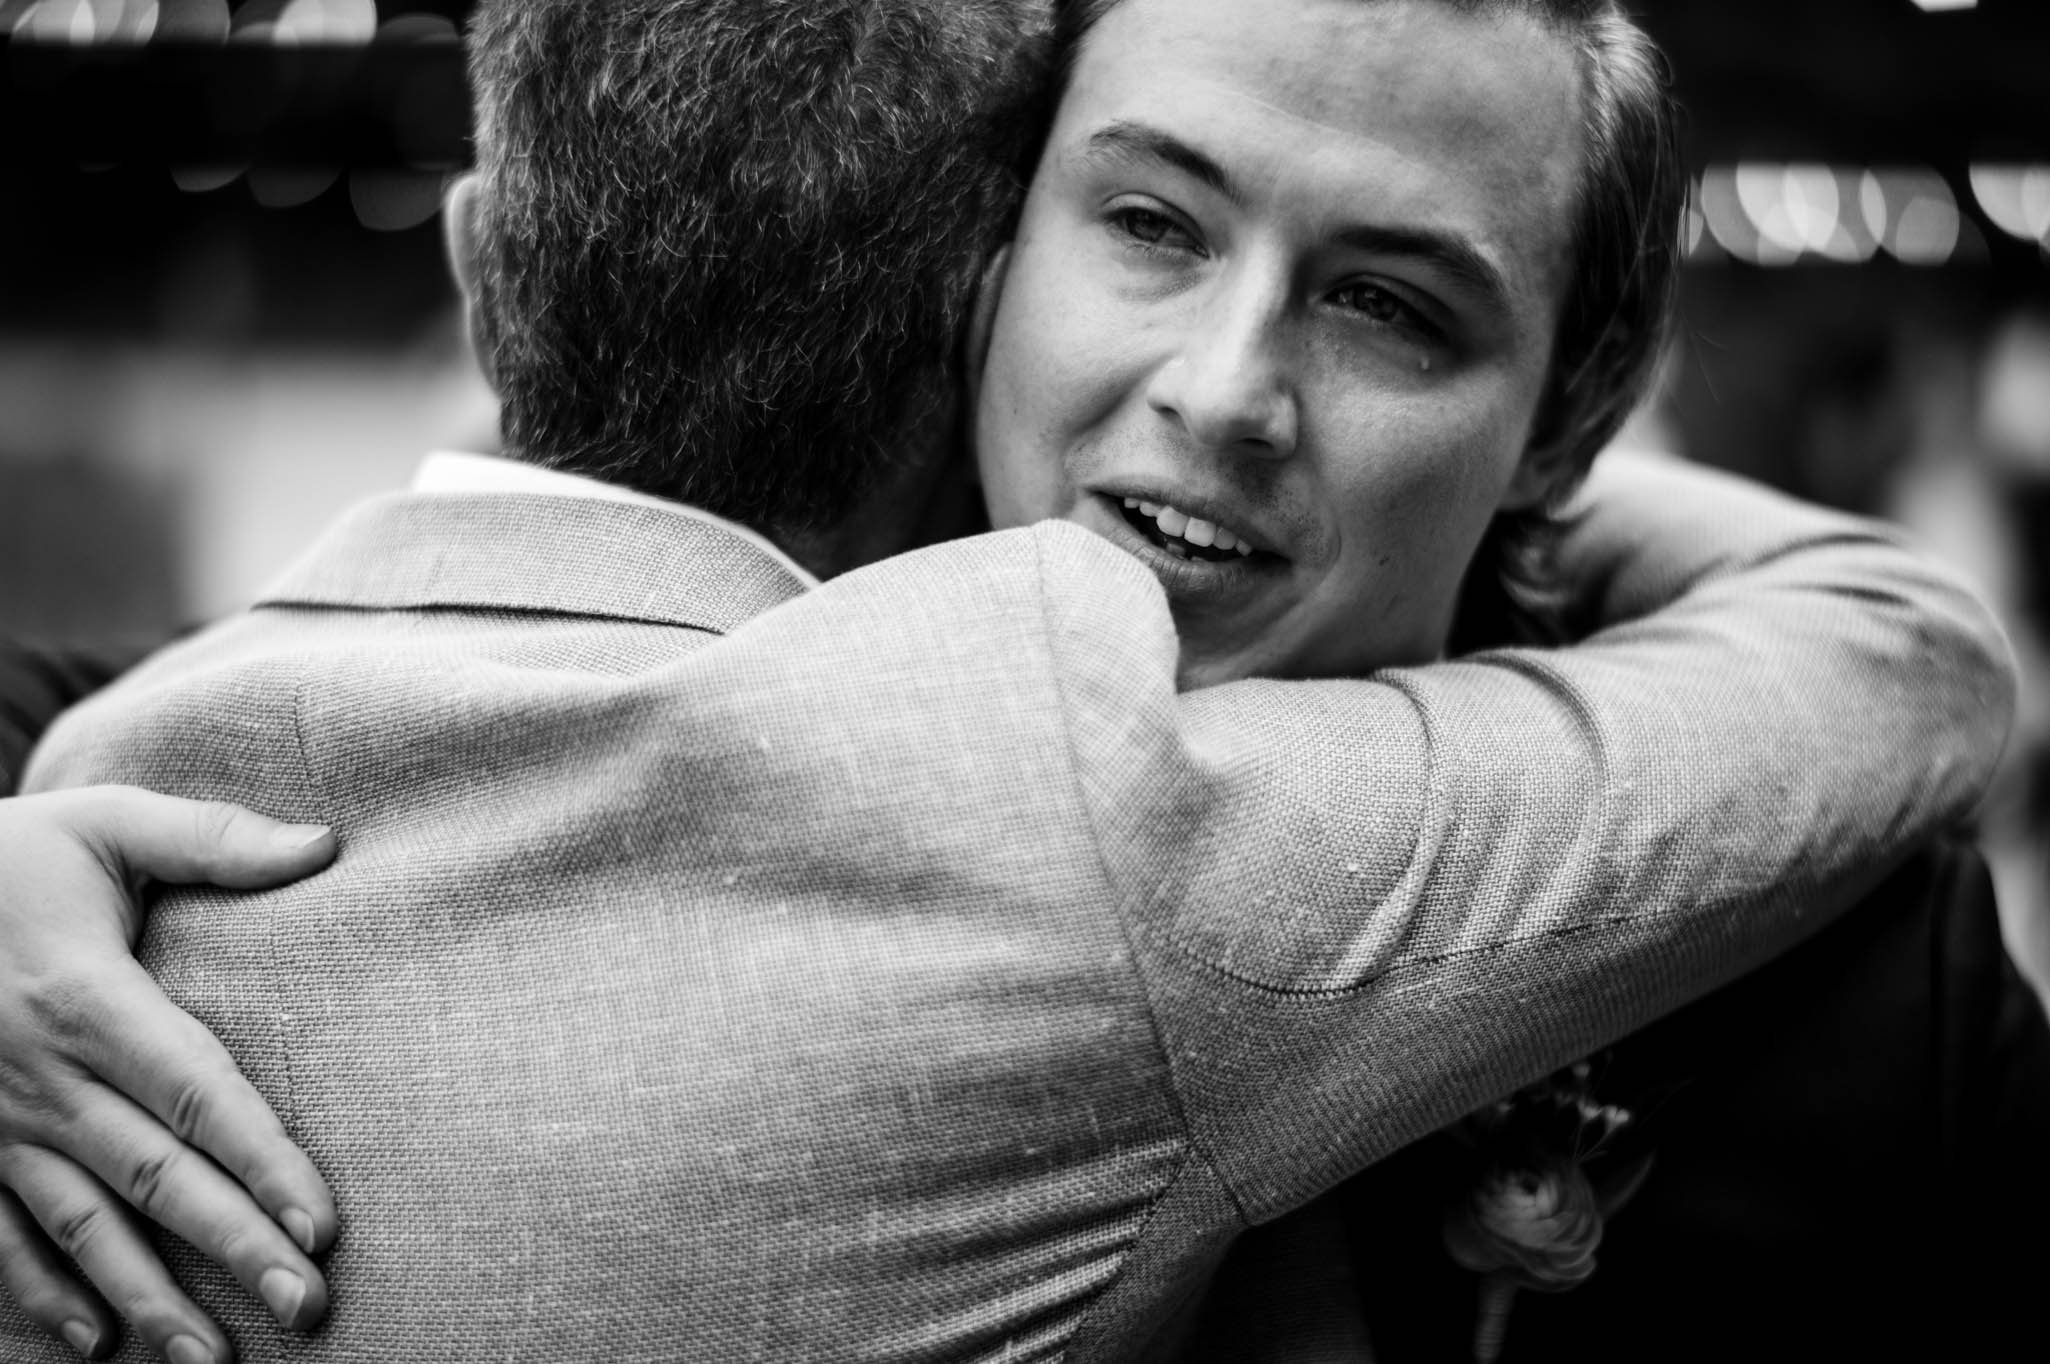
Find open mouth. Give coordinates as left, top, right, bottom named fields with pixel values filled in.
left=1118, top=497, right=1257, bottom=564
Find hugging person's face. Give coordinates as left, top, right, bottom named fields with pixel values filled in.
left=974, top=0, right=1585, bottom=686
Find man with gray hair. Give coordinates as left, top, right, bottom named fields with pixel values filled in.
left=0, top=1, right=2018, bottom=1361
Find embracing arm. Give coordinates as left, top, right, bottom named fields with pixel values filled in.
left=0, top=635, right=348, bottom=1358
left=1049, top=455, right=2014, bottom=1217
left=0, top=629, right=341, bottom=1364
left=0, top=791, right=339, bottom=1362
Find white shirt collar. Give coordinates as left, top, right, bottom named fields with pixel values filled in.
left=412, top=451, right=819, bottom=588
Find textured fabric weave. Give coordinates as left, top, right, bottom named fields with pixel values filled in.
left=10, top=458, right=2014, bottom=1362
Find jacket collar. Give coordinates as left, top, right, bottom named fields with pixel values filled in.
left=256, top=491, right=811, bottom=636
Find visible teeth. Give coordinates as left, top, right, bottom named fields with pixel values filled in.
left=1121, top=495, right=1260, bottom=558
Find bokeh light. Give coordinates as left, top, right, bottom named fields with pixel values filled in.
left=1687, top=163, right=1995, bottom=267
left=1698, top=166, right=1765, bottom=262
left=171, top=164, right=245, bottom=193
left=247, top=164, right=340, bottom=208
left=348, top=166, right=445, bottom=232
left=1970, top=165, right=2050, bottom=245
left=374, top=12, right=456, bottom=45
left=273, top=0, right=374, bottom=45
left=1981, top=315, right=2050, bottom=475
left=1731, top=163, right=1879, bottom=264
left=10, top=0, right=158, bottom=43
left=1860, top=168, right=1961, bottom=265
left=151, top=0, right=229, bottom=41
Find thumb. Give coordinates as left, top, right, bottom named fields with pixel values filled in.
left=47, top=786, right=336, bottom=890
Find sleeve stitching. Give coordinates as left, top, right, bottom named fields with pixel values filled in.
left=273, top=661, right=340, bottom=1157
left=1148, top=909, right=1664, bottom=1002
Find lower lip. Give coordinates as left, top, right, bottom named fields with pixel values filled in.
left=1077, top=493, right=1283, bottom=603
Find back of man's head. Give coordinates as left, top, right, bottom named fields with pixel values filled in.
left=463, top=0, right=1049, bottom=537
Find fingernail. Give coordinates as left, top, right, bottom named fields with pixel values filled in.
left=59, top=1320, right=99, bottom=1358
left=281, top=1206, right=317, bottom=1253
left=164, top=1336, right=215, bottom=1364
left=269, top=824, right=331, bottom=853
left=260, top=1267, right=305, bottom=1323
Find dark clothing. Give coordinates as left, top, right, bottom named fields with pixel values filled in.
left=1315, top=838, right=2050, bottom=1362
left=0, top=637, right=160, bottom=792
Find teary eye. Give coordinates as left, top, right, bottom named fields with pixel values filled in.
left=1107, top=204, right=1201, bottom=255
left=1329, top=279, right=1443, bottom=347
left=1332, top=281, right=1410, bottom=326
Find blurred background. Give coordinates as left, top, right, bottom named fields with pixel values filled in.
left=1, top=0, right=2046, bottom=989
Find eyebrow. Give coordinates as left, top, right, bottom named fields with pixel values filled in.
left=1078, top=119, right=1517, bottom=321
left=1081, top=120, right=1244, bottom=207
left=1334, top=224, right=1515, bottom=320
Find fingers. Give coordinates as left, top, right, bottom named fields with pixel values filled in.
left=0, top=1187, right=116, bottom=1360
left=0, top=1146, right=235, bottom=1364
left=0, top=788, right=339, bottom=1358
left=55, top=1083, right=328, bottom=1338
left=69, top=957, right=337, bottom=1262
left=48, top=787, right=335, bottom=893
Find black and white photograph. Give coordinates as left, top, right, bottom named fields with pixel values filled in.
left=0, top=1, right=2045, bottom=1360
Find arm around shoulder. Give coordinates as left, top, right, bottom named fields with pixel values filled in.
left=1039, top=461, right=2018, bottom=1208
left=1088, top=455, right=2015, bottom=995
left=1565, top=450, right=2017, bottom=718
left=1558, top=451, right=2016, bottom=826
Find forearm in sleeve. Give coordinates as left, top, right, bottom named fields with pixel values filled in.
left=1057, top=458, right=2016, bottom=1216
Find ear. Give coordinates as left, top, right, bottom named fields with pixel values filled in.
left=442, top=172, right=498, bottom=392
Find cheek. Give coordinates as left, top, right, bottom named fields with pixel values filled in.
left=1390, top=380, right=1539, bottom=520
left=1327, top=378, right=1530, bottom=511
left=973, top=269, right=1068, bottom=527
left=974, top=250, right=1138, bottom=525
left=1323, top=386, right=1535, bottom=590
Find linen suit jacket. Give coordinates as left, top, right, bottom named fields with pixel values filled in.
left=11, top=456, right=2014, bottom=1362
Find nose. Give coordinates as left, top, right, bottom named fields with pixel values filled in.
left=1143, top=268, right=1299, bottom=459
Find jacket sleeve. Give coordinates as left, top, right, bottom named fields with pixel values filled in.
left=0, top=637, right=166, bottom=794
left=1041, top=455, right=2017, bottom=1220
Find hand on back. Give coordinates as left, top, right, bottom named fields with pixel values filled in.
left=0, top=788, right=337, bottom=1362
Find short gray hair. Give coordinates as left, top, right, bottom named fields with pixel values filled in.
left=465, top=0, right=1051, bottom=535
